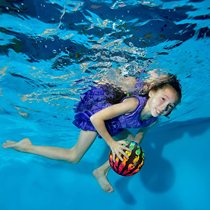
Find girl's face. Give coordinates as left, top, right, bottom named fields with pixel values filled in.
left=148, top=86, right=179, bottom=117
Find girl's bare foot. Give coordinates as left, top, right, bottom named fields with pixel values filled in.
left=2, top=138, right=32, bottom=152
left=93, top=168, right=114, bottom=193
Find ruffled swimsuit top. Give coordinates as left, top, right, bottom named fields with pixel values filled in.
left=73, top=81, right=158, bottom=137
left=103, top=95, right=157, bottom=136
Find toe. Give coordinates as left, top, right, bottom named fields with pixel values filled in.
left=107, top=187, right=114, bottom=193
left=5, top=140, right=15, bottom=144
left=2, top=142, right=16, bottom=148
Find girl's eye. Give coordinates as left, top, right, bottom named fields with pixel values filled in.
left=168, top=105, right=173, bottom=109
left=165, top=104, right=174, bottom=112
left=161, top=97, right=165, bottom=101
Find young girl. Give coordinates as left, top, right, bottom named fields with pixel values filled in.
left=2, top=72, right=182, bottom=193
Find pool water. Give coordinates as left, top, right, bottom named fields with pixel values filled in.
left=0, top=1, right=210, bottom=210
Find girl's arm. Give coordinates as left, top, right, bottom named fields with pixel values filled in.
left=90, top=97, right=139, bottom=161
left=134, top=130, right=144, bottom=144
left=125, top=129, right=145, bottom=144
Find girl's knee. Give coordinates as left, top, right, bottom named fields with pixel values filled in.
left=66, top=148, right=82, bottom=163
left=70, top=156, right=81, bottom=164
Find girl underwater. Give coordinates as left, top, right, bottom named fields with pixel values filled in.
left=2, top=71, right=182, bottom=192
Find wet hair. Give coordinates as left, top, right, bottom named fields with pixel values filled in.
left=104, top=73, right=182, bottom=107
left=102, top=84, right=127, bottom=104
left=140, top=73, right=182, bottom=104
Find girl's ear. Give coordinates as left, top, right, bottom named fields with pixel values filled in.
left=148, top=89, right=155, bottom=98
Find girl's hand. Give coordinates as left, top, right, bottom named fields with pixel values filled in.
left=109, top=140, right=131, bottom=161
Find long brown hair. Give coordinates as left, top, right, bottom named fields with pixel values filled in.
left=104, top=73, right=182, bottom=105
left=140, top=73, right=182, bottom=104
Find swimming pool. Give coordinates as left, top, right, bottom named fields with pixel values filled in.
left=0, top=0, right=210, bottom=210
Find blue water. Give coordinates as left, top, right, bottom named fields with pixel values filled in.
left=0, top=0, right=210, bottom=210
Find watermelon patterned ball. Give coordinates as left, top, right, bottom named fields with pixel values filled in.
left=109, top=140, right=144, bottom=176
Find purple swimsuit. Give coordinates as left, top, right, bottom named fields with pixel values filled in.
left=73, top=83, right=157, bottom=136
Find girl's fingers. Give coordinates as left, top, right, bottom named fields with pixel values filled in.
left=112, top=150, right=123, bottom=162
left=112, top=152, right=116, bottom=161
left=111, top=140, right=133, bottom=161
left=119, top=150, right=129, bottom=159
left=117, top=148, right=129, bottom=160
left=116, top=152, right=123, bottom=162
left=122, top=151, right=128, bottom=159
left=118, top=140, right=131, bottom=149
left=119, top=144, right=131, bottom=151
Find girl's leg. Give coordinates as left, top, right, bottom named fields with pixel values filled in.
left=93, top=160, right=113, bottom=192
left=92, top=130, right=131, bottom=192
left=2, top=130, right=97, bottom=163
